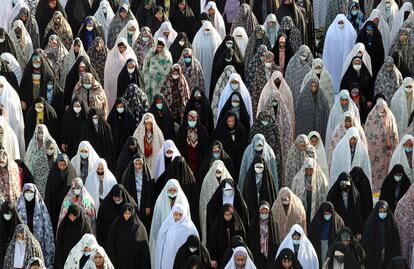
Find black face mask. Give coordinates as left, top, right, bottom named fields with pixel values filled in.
left=97, top=171, right=104, bottom=176
left=335, top=256, right=345, bottom=264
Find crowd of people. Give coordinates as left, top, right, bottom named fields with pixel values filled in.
left=0, top=0, right=414, bottom=268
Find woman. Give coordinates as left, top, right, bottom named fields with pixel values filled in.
left=334, top=227, right=366, bottom=266
left=133, top=27, right=154, bottom=70
left=347, top=1, right=365, bottom=32
left=247, top=201, right=279, bottom=268
left=116, top=58, right=144, bottom=98
left=284, top=134, right=309, bottom=188
left=94, top=0, right=115, bottom=42
left=107, top=203, right=150, bottom=269
left=70, top=141, right=100, bottom=182
left=147, top=6, right=167, bottom=35
left=389, top=28, right=414, bottom=76
left=107, top=4, right=137, bottom=49
left=122, top=83, right=150, bottom=126
left=63, top=234, right=98, bottom=268
left=362, top=200, right=401, bottom=269
left=230, top=4, right=258, bottom=37
left=87, top=37, right=108, bottom=85
left=271, top=33, right=293, bottom=76
left=45, top=153, right=77, bottom=234
left=322, top=242, right=360, bottom=269
left=207, top=204, right=247, bottom=269
left=223, top=246, right=256, bottom=269
left=199, top=141, right=234, bottom=183
left=364, top=98, right=399, bottom=191
left=174, top=235, right=210, bottom=269
left=0, top=53, right=20, bottom=89
left=153, top=140, right=181, bottom=180
left=77, top=17, right=105, bottom=51
left=42, top=11, right=72, bottom=51
left=388, top=135, right=414, bottom=182
left=16, top=183, right=54, bottom=268
left=374, top=56, right=403, bottom=104
left=116, top=136, right=139, bottom=179
left=275, top=224, right=318, bottom=269
left=244, top=31, right=271, bottom=88
left=55, top=204, right=92, bottom=269
left=107, top=97, right=136, bottom=158
left=271, top=187, right=306, bottom=241
left=24, top=124, right=59, bottom=198
left=143, top=38, right=173, bottom=101
left=391, top=78, right=414, bottom=136
left=295, top=77, right=330, bottom=141
left=273, top=248, right=303, bottom=269
left=380, top=164, right=411, bottom=212
left=9, top=20, right=33, bottom=73
left=169, top=33, right=193, bottom=67
left=0, top=116, right=20, bottom=161
left=83, top=245, right=114, bottom=268
left=147, top=94, right=175, bottom=140
left=60, top=38, right=88, bottom=89
left=44, top=34, right=67, bottom=82
left=155, top=204, right=199, bottom=269
left=184, top=88, right=213, bottom=136
left=2, top=224, right=44, bottom=269
left=169, top=2, right=195, bottom=41
left=153, top=21, right=178, bottom=48
left=80, top=108, right=115, bottom=169
left=0, top=202, right=22, bottom=268
left=308, top=202, right=345, bottom=267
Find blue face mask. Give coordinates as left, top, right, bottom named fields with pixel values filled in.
left=183, top=57, right=192, bottom=64
left=351, top=10, right=358, bottom=16
left=379, top=212, right=387, bottom=219
left=188, top=120, right=197, bottom=128
left=212, top=152, right=220, bottom=158
left=156, top=103, right=163, bottom=110
left=292, top=239, right=300, bottom=246
left=47, top=84, right=53, bottom=90
left=404, top=146, right=413, bottom=153
left=83, top=251, right=91, bottom=257
left=324, top=214, right=332, bottom=221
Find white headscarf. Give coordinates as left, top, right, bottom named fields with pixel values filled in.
left=94, top=0, right=115, bottom=42
left=390, top=77, right=414, bottom=136
left=308, top=131, right=329, bottom=178
left=104, top=37, right=137, bottom=109
left=330, top=127, right=371, bottom=187
left=8, top=20, right=33, bottom=72
left=0, top=116, right=20, bottom=160
left=376, top=0, right=399, bottom=27
left=83, top=245, right=114, bottom=269
left=153, top=140, right=181, bottom=179
left=322, top=14, right=357, bottom=93
left=60, top=38, right=89, bottom=88
left=153, top=22, right=178, bottom=48
left=199, top=160, right=232, bottom=244
left=84, top=158, right=117, bottom=212
left=64, top=234, right=99, bottom=269
left=276, top=224, right=319, bottom=269
left=155, top=204, right=199, bottom=269
left=325, top=90, right=360, bottom=145
left=204, top=1, right=226, bottom=39
left=365, top=9, right=391, bottom=55
left=0, top=76, right=25, bottom=156
left=217, top=73, right=253, bottom=126
left=224, top=246, right=257, bottom=269
left=149, top=179, right=191, bottom=268
left=1, top=53, right=22, bottom=85
left=389, top=134, right=414, bottom=183
left=115, top=19, right=140, bottom=46
left=389, top=2, right=413, bottom=47
left=192, top=21, right=222, bottom=98
left=341, top=43, right=373, bottom=78
left=263, top=14, right=279, bottom=47
left=0, top=0, right=28, bottom=32
left=232, top=27, right=249, bottom=59
left=70, top=140, right=100, bottom=177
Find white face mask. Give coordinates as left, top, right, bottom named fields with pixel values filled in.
left=179, top=40, right=185, bottom=46
left=24, top=192, right=35, bottom=202
left=102, top=7, right=107, bottom=14
left=394, top=175, right=402, bottom=182
left=338, top=22, right=345, bottom=28
left=230, top=83, right=239, bottom=90
left=172, top=74, right=179, bottom=80
left=165, top=151, right=174, bottom=158
left=35, top=107, right=43, bottom=113
left=265, top=62, right=272, bottom=68
left=3, top=213, right=12, bottom=220
left=189, top=247, right=198, bottom=253
left=0, top=38, right=5, bottom=43
left=117, top=107, right=125, bottom=113
left=254, top=165, right=264, bottom=174
left=353, top=64, right=362, bottom=71
left=282, top=199, right=290, bottom=205
left=86, top=26, right=94, bottom=31
left=223, top=189, right=234, bottom=197
left=73, top=106, right=82, bottom=113
left=314, top=67, right=322, bottom=74
left=92, top=118, right=99, bottom=125
left=256, top=145, right=264, bottom=152
left=80, top=152, right=89, bottom=159
left=231, top=101, right=240, bottom=108
left=0, top=162, right=6, bottom=168
left=74, top=189, right=81, bottom=195
left=299, top=55, right=307, bottom=61
left=260, top=213, right=269, bottom=220
left=141, top=36, right=149, bottom=42
left=127, top=67, right=135, bottom=74
left=167, top=192, right=178, bottom=198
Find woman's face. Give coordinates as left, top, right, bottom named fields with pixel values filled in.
left=57, top=160, right=67, bottom=171
left=123, top=210, right=132, bottom=221
left=282, top=259, right=292, bottom=268
left=224, top=210, right=233, bottom=221
left=173, top=211, right=183, bottom=221
left=235, top=255, right=246, bottom=267
left=310, top=136, right=318, bottom=146
left=93, top=252, right=104, bottom=266
left=144, top=121, right=153, bottom=131
left=226, top=116, right=236, bottom=128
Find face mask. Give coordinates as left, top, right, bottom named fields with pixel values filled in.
left=254, top=166, right=264, bottom=174
left=299, top=55, right=307, bottom=61
left=46, top=149, right=54, bottom=155
left=225, top=41, right=233, bottom=48
left=394, top=175, right=402, bottom=182
left=179, top=41, right=185, bottom=46
left=260, top=213, right=269, bottom=220
left=404, top=146, right=413, bottom=153
left=92, top=118, right=99, bottom=125
left=114, top=198, right=123, bottom=204
left=117, top=107, right=125, bottom=113
left=33, top=63, right=41, bottom=68
left=127, top=67, right=135, bottom=74
left=74, top=189, right=81, bottom=195
left=141, top=36, right=149, bottom=42
left=47, top=84, right=53, bottom=90
left=212, top=152, right=220, bottom=158
left=83, top=251, right=91, bottom=257
left=3, top=213, right=12, bottom=220
left=405, top=87, right=413, bottom=93
left=0, top=38, right=5, bottom=43
left=156, top=103, right=163, bottom=110
left=189, top=247, right=198, bottom=253
left=80, top=152, right=89, bottom=159
left=35, top=107, right=43, bottom=113
left=83, top=83, right=92, bottom=89
left=204, top=29, right=211, bottom=35
left=165, top=151, right=174, bottom=158
left=379, top=212, right=387, bottom=219
left=86, top=26, right=94, bottom=31
left=351, top=10, right=358, bottom=16
left=167, top=192, right=177, bottom=199
left=256, top=145, right=264, bottom=152
left=231, top=101, right=240, bottom=108
left=292, top=240, right=300, bottom=245
left=324, top=214, right=332, bottom=221
left=282, top=200, right=290, bottom=205
left=183, top=57, right=192, bottom=64
left=230, top=83, right=239, bottom=90
left=102, top=7, right=107, bottom=14
left=265, top=62, right=272, bottom=68
left=223, top=189, right=234, bottom=197
left=24, top=192, right=35, bottom=202
left=261, top=120, right=269, bottom=126
left=172, top=74, right=179, bottom=80
left=0, top=162, right=6, bottom=168
left=188, top=120, right=197, bottom=128
left=353, top=64, right=361, bottom=71
left=338, top=23, right=345, bottom=28
left=128, top=30, right=135, bottom=35
left=73, top=106, right=81, bottom=113
left=314, top=67, right=322, bottom=74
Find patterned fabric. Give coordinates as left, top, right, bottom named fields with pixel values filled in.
left=284, top=45, right=313, bottom=107
left=122, top=83, right=150, bottom=125
left=251, top=57, right=277, bottom=115
left=389, top=28, right=414, bottom=76
left=13, top=7, right=39, bottom=49
left=284, top=134, right=310, bottom=189
left=278, top=16, right=302, bottom=53
left=44, top=34, right=68, bottom=83
left=245, top=44, right=269, bottom=91
left=394, top=184, right=414, bottom=265
left=87, top=37, right=108, bottom=84
left=271, top=187, right=307, bottom=242
left=312, top=0, right=328, bottom=29
left=60, top=38, right=89, bottom=88
left=244, top=26, right=271, bottom=81
left=374, top=56, right=403, bottom=104
left=24, top=124, right=59, bottom=198
left=2, top=224, right=44, bottom=269
left=177, top=48, right=205, bottom=94
left=211, top=65, right=237, bottom=124
left=0, top=152, right=20, bottom=204
left=44, top=11, right=73, bottom=50
left=230, top=4, right=259, bottom=37
left=106, top=5, right=136, bottom=49
left=364, top=99, right=399, bottom=191
left=133, top=27, right=154, bottom=71
left=8, top=20, right=34, bottom=72
left=16, top=184, right=55, bottom=268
